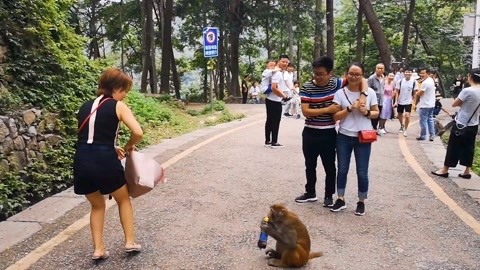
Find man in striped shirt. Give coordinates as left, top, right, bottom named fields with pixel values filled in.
left=295, top=57, right=367, bottom=207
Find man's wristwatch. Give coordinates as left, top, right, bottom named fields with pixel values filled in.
left=364, top=110, right=371, bottom=117
left=346, top=106, right=352, bottom=113
left=361, top=92, right=368, bottom=97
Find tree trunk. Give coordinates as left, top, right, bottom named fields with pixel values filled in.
left=170, top=47, right=181, bottom=99
left=326, top=0, right=334, bottom=60
left=358, top=0, right=392, bottom=69
left=229, top=0, right=245, bottom=97
left=355, top=1, right=363, bottom=62
left=401, top=0, right=416, bottom=61
left=224, top=32, right=232, bottom=96
left=160, top=0, right=173, bottom=94
left=203, top=60, right=208, bottom=102
left=88, top=0, right=101, bottom=59
left=297, top=39, right=301, bottom=80
left=140, top=0, right=148, bottom=93
left=313, top=0, right=324, bottom=60
left=141, top=0, right=157, bottom=93
left=219, top=30, right=225, bottom=100
left=229, top=31, right=240, bottom=97
left=265, top=0, right=272, bottom=59
left=287, top=0, right=294, bottom=61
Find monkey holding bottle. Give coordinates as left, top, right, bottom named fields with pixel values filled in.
left=260, top=204, right=323, bottom=268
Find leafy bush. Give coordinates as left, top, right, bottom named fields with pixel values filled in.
left=124, top=91, right=174, bottom=124
left=474, top=141, right=480, bottom=176
left=202, top=100, right=226, bottom=114
left=204, top=110, right=244, bottom=126
left=0, top=172, right=29, bottom=220
left=186, top=109, right=201, bottom=116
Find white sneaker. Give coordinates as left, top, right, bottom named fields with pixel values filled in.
left=379, top=128, right=387, bottom=134
left=403, top=130, right=407, bottom=137
left=399, top=126, right=404, bottom=133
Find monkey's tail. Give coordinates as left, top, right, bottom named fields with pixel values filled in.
left=309, top=251, right=323, bottom=259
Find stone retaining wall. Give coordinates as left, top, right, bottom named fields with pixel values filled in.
left=0, top=109, right=63, bottom=179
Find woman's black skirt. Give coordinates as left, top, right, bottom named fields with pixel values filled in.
left=73, top=143, right=126, bottom=195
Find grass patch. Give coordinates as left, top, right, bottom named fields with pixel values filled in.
left=474, top=140, right=480, bottom=176
left=120, top=91, right=245, bottom=148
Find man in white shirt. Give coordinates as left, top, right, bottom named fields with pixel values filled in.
left=394, top=69, right=418, bottom=137
left=416, top=67, right=436, bottom=141
left=283, top=63, right=295, bottom=116
left=265, top=55, right=291, bottom=148
left=394, top=67, right=405, bottom=83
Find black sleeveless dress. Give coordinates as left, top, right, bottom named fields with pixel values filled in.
left=73, top=95, right=126, bottom=195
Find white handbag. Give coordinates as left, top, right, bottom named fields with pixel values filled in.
left=123, top=151, right=167, bottom=198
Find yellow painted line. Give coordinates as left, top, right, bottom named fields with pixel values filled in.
left=6, top=119, right=264, bottom=270
left=398, top=129, right=480, bottom=235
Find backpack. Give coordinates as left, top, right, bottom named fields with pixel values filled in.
left=260, top=70, right=276, bottom=94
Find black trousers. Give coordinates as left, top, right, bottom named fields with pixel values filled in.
left=265, top=98, right=282, bottom=143
left=371, top=105, right=382, bottom=129
left=242, top=91, right=248, bottom=104
left=444, top=124, right=478, bottom=167
left=302, top=127, right=337, bottom=197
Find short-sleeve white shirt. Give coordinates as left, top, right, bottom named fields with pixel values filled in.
left=418, top=77, right=436, bottom=108
left=397, top=78, right=418, bottom=105
left=333, top=87, right=378, bottom=137
left=267, top=70, right=289, bottom=102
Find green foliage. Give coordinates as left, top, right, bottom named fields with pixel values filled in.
left=1, top=0, right=103, bottom=114
left=202, top=100, right=226, bottom=114
left=0, top=0, right=102, bottom=220
left=0, top=172, right=29, bottom=220
left=124, top=90, right=174, bottom=124
left=335, top=0, right=472, bottom=83
left=186, top=109, right=202, bottom=116
left=204, top=110, right=244, bottom=126
left=115, top=90, right=175, bottom=148
left=474, top=140, right=480, bottom=177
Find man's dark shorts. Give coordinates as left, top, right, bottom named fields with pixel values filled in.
left=397, top=104, right=412, bottom=114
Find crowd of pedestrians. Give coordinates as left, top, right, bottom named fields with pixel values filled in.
left=258, top=55, right=480, bottom=216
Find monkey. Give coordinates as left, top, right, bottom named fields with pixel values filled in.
left=260, top=203, right=323, bottom=268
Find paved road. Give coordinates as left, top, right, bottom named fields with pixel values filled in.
left=2, top=101, right=480, bottom=270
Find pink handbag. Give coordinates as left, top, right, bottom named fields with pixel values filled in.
left=124, top=151, right=167, bottom=198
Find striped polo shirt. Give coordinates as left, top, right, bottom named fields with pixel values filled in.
left=300, top=78, right=345, bottom=129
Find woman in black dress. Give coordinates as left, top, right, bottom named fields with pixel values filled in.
left=74, top=68, right=143, bottom=260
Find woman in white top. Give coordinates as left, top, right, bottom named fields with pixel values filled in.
left=432, top=68, right=480, bottom=179
left=249, top=81, right=260, bottom=104
left=330, top=62, right=379, bottom=216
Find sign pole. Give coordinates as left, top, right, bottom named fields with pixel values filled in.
left=207, top=59, right=216, bottom=115
left=203, top=27, right=219, bottom=114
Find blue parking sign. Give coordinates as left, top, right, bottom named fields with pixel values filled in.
left=203, top=27, right=219, bottom=58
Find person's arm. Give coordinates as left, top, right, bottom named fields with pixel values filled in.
left=358, top=78, right=368, bottom=105
left=117, top=101, right=143, bottom=153
left=302, top=103, right=341, bottom=117
left=271, top=82, right=285, bottom=98
left=271, top=72, right=284, bottom=98
left=452, top=99, right=463, bottom=107
left=333, top=102, right=353, bottom=122
left=300, top=85, right=339, bottom=117
left=394, top=86, right=400, bottom=106
left=367, top=76, right=374, bottom=89
left=416, top=80, right=427, bottom=97
left=358, top=91, right=379, bottom=120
